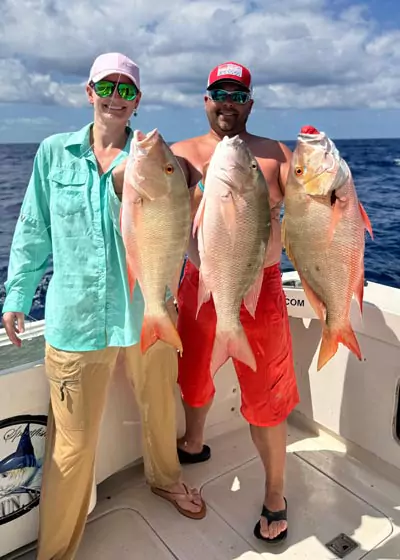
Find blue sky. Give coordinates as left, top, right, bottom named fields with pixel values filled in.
left=1, top=0, right=400, bottom=143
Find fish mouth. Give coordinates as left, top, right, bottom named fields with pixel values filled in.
left=134, top=128, right=159, bottom=148
left=296, top=130, right=349, bottom=194
left=133, top=128, right=160, bottom=159
left=221, top=134, right=243, bottom=146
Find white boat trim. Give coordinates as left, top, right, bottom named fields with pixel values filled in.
left=1, top=271, right=399, bottom=558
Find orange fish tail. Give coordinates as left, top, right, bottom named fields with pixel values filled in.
left=317, top=323, right=362, bottom=371
left=210, top=326, right=256, bottom=376
left=140, top=314, right=183, bottom=355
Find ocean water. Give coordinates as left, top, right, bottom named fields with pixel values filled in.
left=0, top=139, right=399, bottom=321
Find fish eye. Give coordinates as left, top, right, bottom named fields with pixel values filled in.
left=165, top=163, right=174, bottom=174
left=295, top=166, right=304, bottom=176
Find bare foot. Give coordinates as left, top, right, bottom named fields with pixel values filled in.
left=259, top=493, right=287, bottom=540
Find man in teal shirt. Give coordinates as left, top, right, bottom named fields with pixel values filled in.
left=2, top=52, right=205, bottom=560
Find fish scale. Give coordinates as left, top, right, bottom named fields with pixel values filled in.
left=194, top=135, right=271, bottom=376
left=204, top=195, right=265, bottom=329
left=121, top=128, right=191, bottom=354
left=282, top=126, right=373, bottom=370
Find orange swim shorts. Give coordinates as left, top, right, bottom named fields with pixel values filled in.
left=177, top=260, right=300, bottom=427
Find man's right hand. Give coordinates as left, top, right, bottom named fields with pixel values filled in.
left=2, top=312, right=25, bottom=347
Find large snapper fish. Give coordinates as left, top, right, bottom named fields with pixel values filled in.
left=121, top=128, right=191, bottom=354
left=193, top=135, right=271, bottom=376
left=282, top=125, right=373, bottom=371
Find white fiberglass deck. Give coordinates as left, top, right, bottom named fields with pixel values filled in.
left=7, top=418, right=400, bottom=560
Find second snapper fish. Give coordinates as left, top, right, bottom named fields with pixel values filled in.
left=193, top=135, right=271, bottom=376
left=121, top=128, right=191, bottom=355
left=282, top=125, right=373, bottom=370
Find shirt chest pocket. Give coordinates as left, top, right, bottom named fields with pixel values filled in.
left=49, top=168, right=89, bottom=217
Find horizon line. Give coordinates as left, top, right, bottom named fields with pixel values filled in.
left=1, top=136, right=400, bottom=145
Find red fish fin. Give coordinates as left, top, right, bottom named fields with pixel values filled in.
left=354, top=268, right=365, bottom=314
left=196, top=268, right=211, bottom=317
left=299, top=274, right=326, bottom=323
left=359, top=202, right=373, bottom=239
left=220, top=193, right=237, bottom=244
left=317, top=323, right=361, bottom=371
left=211, top=327, right=256, bottom=376
left=327, top=200, right=344, bottom=244
left=244, top=268, right=264, bottom=318
left=141, top=314, right=183, bottom=355
left=126, top=261, right=136, bottom=300
left=193, top=193, right=206, bottom=237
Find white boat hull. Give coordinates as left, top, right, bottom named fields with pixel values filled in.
left=1, top=272, right=399, bottom=557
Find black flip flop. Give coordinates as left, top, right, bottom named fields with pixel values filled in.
left=177, top=444, right=211, bottom=464
left=253, top=497, right=288, bottom=545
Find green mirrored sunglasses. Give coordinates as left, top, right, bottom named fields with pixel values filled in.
left=90, top=79, right=138, bottom=101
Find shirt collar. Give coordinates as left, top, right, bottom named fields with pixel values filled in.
left=64, top=122, right=133, bottom=161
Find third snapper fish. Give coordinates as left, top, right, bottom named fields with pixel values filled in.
left=193, top=135, right=271, bottom=376
left=282, top=125, right=373, bottom=370
left=121, top=128, right=191, bottom=355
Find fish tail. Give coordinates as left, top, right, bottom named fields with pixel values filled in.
left=210, top=326, right=256, bottom=376
left=140, top=314, right=183, bottom=355
left=317, top=323, right=362, bottom=371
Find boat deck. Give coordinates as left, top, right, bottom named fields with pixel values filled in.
left=7, top=418, right=400, bottom=560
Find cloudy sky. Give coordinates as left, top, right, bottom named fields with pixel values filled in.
left=1, top=0, right=400, bottom=143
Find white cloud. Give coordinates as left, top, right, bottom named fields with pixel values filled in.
left=0, top=0, right=400, bottom=110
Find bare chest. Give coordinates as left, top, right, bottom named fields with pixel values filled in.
left=94, top=148, right=122, bottom=175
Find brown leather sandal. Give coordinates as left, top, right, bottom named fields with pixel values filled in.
left=151, top=483, right=207, bottom=520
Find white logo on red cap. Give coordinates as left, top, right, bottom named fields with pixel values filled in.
left=217, top=64, right=243, bottom=78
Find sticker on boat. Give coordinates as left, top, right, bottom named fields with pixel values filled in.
left=0, top=415, right=47, bottom=525
left=286, top=297, right=305, bottom=307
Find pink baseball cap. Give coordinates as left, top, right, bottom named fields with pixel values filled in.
left=88, top=52, right=140, bottom=90
left=207, top=61, right=252, bottom=91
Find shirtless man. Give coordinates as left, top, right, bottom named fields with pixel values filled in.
left=171, top=62, right=300, bottom=544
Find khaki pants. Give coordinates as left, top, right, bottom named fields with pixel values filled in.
left=36, top=341, right=181, bottom=560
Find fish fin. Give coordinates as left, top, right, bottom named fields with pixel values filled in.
left=317, top=323, right=362, bottom=371
left=211, top=327, right=256, bottom=376
left=354, top=266, right=365, bottom=315
left=299, top=274, right=326, bottom=324
left=196, top=268, right=211, bottom=317
left=193, top=193, right=206, bottom=237
left=244, top=267, right=264, bottom=319
left=359, top=202, right=373, bottom=239
left=141, top=314, right=183, bottom=356
left=170, top=257, right=185, bottom=300
left=327, top=199, right=344, bottom=244
left=126, top=261, right=136, bottom=300
left=281, top=216, right=296, bottom=265
left=220, top=192, right=237, bottom=244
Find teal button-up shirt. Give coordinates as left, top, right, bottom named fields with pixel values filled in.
left=2, top=123, right=146, bottom=351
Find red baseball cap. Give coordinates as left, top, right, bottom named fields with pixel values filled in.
left=207, top=61, right=252, bottom=91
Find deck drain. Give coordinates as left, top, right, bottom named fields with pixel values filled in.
left=325, top=533, right=359, bottom=558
